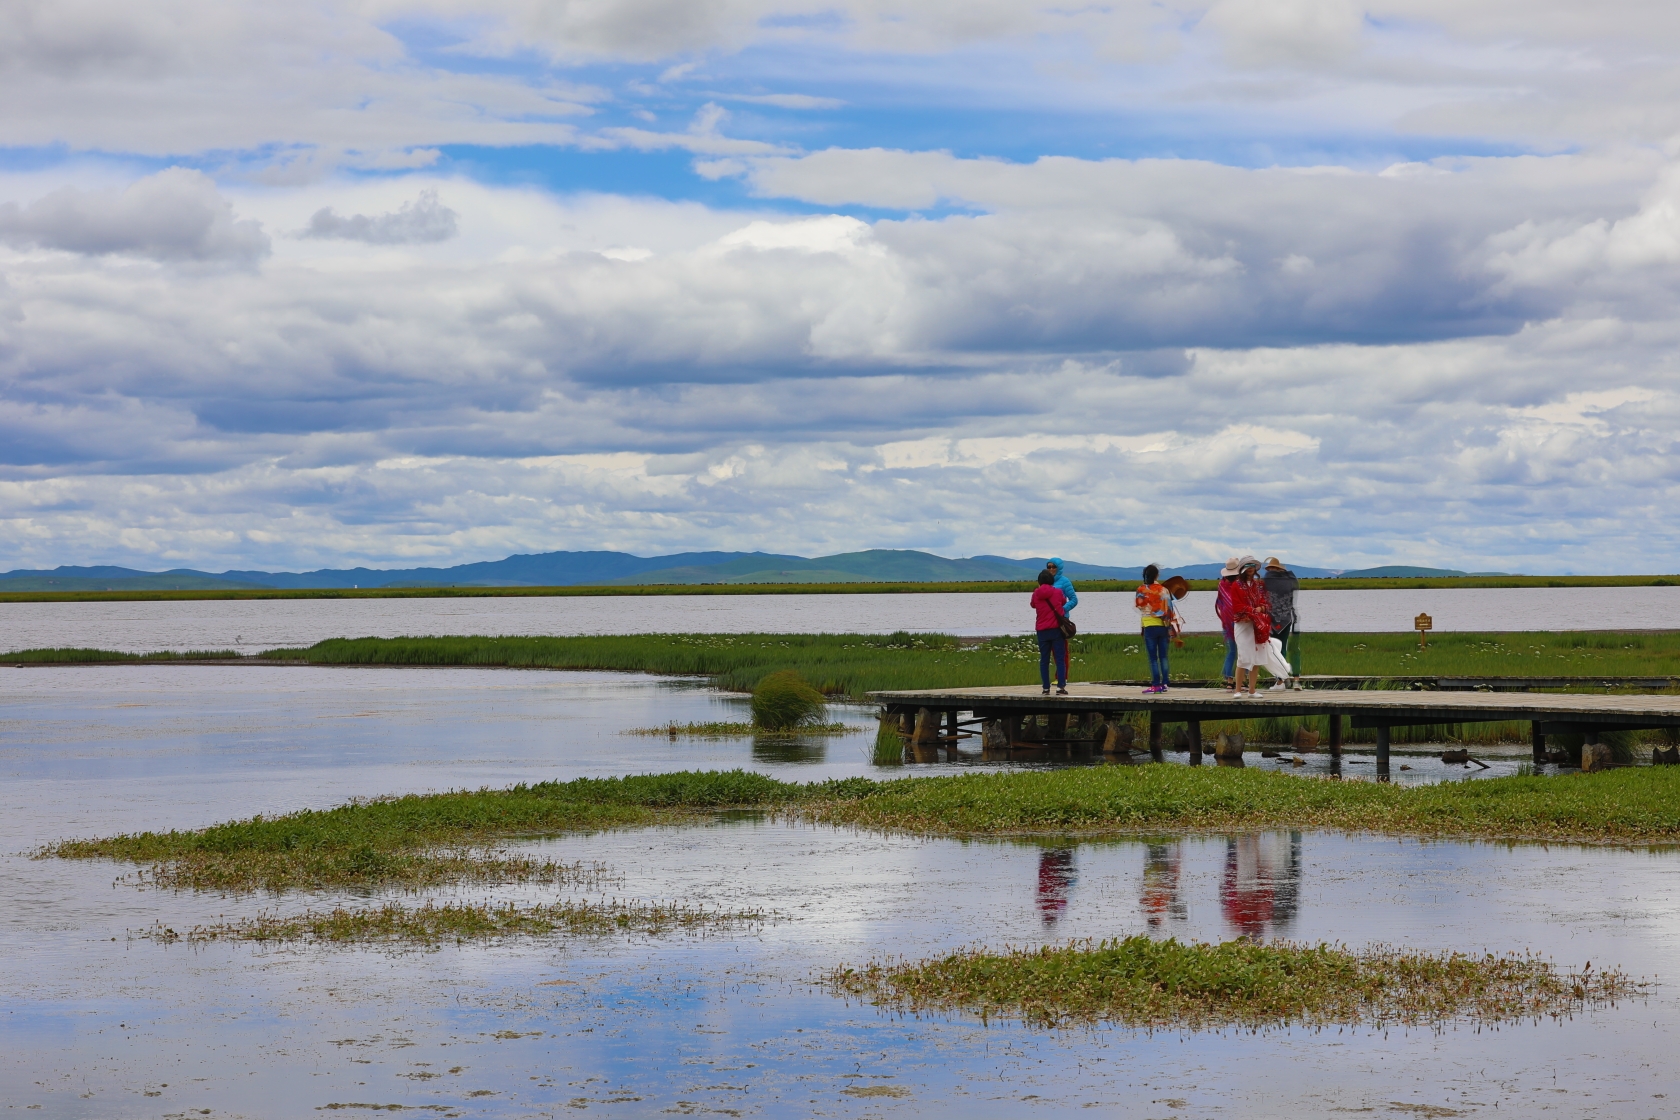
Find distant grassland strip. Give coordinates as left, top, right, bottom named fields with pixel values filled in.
left=4, top=647, right=239, bottom=663
left=831, top=936, right=1642, bottom=1030
left=139, top=898, right=766, bottom=946
left=46, top=769, right=1680, bottom=893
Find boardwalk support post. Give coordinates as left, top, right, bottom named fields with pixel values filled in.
left=1375, top=724, right=1390, bottom=778
left=1187, top=719, right=1203, bottom=766
left=1149, top=711, right=1164, bottom=762
left=1531, top=721, right=1546, bottom=764
left=1328, top=713, right=1343, bottom=759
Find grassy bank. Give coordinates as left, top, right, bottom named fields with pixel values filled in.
left=831, top=937, right=1640, bottom=1030
left=48, top=768, right=1680, bottom=894
left=13, top=630, right=1680, bottom=691
left=241, top=630, right=1680, bottom=695
left=14, top=629, right=1680, bottom=745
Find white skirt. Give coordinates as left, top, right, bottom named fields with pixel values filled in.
left=1233, top=620, right=1260, bottom=669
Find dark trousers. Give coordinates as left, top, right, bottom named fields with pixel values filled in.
left=1274, top=624, right=1299, bottom=675
left=1036, top=627, right=1068, bottom=689
left=1143, top=625, right=1170, bottom=686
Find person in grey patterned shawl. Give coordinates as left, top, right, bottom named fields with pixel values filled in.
left=1262, top=557, right=1301, bottom=688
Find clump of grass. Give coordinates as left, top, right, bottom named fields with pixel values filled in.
left=751, top=669, right=828, bottom=730
left=830, top=936, right=1643, bottom=1030
left=138, top=898, right=765, bottom=946
left=623, top=720, right=856, bottom=738
left=873, top=720, right=906, bottom=765
left=112, top=852, right=610, bottom=894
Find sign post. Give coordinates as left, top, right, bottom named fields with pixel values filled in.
left=1414, top=612, right=1433, bottom=649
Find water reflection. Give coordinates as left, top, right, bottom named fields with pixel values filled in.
left=1036, top=848, right=1078, bottom=926
left=1140, top=842, right=1186, bottom=928
left=1220, top=832, right=1302, bottom=940
left=749, top=736, right=828, bottom=764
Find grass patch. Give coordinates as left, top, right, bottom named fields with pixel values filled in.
left=623, top=721, right=856, bottom=738
left=46, top=768, right=1680, bottom=897
left=137, top=898, right=765, bottom=946
left=43, top=770, right=815, bottom=891
left=804, top=765, right=1680, bottom=842
left=830, top=936, right=1642, bottom=1030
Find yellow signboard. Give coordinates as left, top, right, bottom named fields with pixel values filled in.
left=1415, top=612, right=1432, bottom=648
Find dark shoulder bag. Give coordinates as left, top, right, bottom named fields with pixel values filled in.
left=1057, top=604, right=1077, bottom=639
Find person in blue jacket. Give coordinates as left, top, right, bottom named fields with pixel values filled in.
left=1046, top=558, right=1078, bottom=614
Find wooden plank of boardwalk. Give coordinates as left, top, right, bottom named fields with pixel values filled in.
left=871, top=683, right=1680, bottom=727
left=869, top=684, right=1680, bottom=773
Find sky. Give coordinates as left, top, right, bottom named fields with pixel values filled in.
left=4, top=1, right=1680, bottom=574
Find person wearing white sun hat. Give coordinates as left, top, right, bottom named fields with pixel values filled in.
left=1214, top=556, right=1241, bottom=690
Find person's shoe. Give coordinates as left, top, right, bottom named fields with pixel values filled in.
left=1042, top=687, right=1051, bottom=695
left=1056, top=687, right=1069, bottom=696
left=1267, top=683, right=1289, bottom=692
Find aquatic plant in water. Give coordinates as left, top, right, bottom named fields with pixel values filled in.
left=138, top=898, right=767, bottom=946
left=623, top=720, right=856, bottom=738
left=830, top=936, right=1644, bottom=1030
left=751, top=669, right=828, bottom=730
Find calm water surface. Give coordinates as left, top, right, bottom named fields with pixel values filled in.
left=5, top=586, right=1680, bottom=653
left=3, top=666, right=1676, bottom=1118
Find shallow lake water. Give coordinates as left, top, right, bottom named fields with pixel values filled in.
left=5, top=585, right=1680, bottom=654
left=4, top=666, right=1677, bottom=1118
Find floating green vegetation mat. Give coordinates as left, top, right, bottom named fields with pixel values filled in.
left=137, top=898, right=765, bottom=946
left=622, top=720, right=858, bottom=738
left=46, top=767, right=1680, bottom=897
left=829, top=936, right=1642, bottom=1030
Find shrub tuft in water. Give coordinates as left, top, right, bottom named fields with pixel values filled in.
left=751, top=670, right=827, bottom=730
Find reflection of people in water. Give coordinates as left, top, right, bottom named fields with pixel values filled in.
left=1036, top=849, right=1077, bottom=926
left=1220, top=831, right=1302, bottom=940
left=1140, top=842, right=1186, bottom=928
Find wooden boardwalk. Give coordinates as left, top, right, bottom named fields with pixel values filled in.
left=869, top=683, right=1680, bottom=774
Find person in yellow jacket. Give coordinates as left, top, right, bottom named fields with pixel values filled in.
left=1134, top=564, right=1177, bottom=692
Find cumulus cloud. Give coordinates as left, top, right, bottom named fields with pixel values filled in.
left=0, top=169, right=269, bottom=263
left=300, top=189, right=459, bottom=244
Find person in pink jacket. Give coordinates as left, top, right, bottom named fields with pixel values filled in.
left=1030, top=568, right=1069, bottom=695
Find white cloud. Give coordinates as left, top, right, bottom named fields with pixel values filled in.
left=300, top=189, right=459, bottom=245
left=0, top=168, right=269, bottom=263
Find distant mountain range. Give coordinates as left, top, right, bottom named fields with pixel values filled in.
left=0, top=550, right=1489, bottom=592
